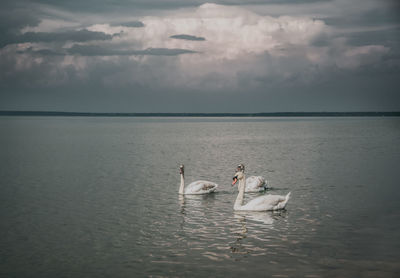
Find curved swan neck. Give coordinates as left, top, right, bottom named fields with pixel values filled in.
left=179, top=174, right=185, bottom=194
left=234, top=173, right=245, bottom=210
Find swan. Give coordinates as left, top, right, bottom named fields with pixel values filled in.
left=245, top=176, right=268, bottom=192
left=179, top=165, right=218, bottom=195
left=232, top=166, right=290, bottom=211
left=235, top=165, right=268, bottom=192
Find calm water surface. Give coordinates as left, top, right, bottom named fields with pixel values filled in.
left=0, top=117, right=399, bottom=277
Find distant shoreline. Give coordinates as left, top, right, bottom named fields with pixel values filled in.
left=1, top=111, right=400, bottom=117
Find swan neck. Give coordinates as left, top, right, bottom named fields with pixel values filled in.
left=179, top=174, right=185, bottom=194
left=234, top=175, right=245, bottom=210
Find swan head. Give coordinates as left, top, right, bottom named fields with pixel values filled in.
left=236, top=164, right=245, bottom=173
left=232, top=164, right=245, bottom=186
left=179, top=164, right=184, bottom=176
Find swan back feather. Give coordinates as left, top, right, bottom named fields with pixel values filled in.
left=237, top=192, right=291, bottom=211
left=185, top=180, right=218, bottom=195
left=245, top=176, right=268, bottom=192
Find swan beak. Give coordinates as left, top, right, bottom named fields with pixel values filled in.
left=232, top=176, right=238, bottom=186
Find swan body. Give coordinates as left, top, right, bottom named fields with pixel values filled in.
left=233, top=170, right=290, bottom=211
left=245, top=176, right=268, bottom=192
left=179, top=165, right=218, bottom=195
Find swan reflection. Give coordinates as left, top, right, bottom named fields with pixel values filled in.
left=179, top=193, right=217, bottom=213
left=234, top=211, right=275, bottom=225
left=178, top=193, right=218, bottom=229
left=230, top=214, right=249, bottom=255
left=230, top=211, right=284, bottom=257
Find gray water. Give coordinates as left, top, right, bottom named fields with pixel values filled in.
left=0, top=116, right=399, bottom=277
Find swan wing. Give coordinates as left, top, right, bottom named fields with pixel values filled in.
left=185, top=180, right=218, bottom=194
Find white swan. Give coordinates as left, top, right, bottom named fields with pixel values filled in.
left=245, top=176, right=268, bottom=192
left=179, top=165, right=218, bottom=195
left=235, top=165, right=268, bottom=192
left=232, top=167, right=290, bottom=211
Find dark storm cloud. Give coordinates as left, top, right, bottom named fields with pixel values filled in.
left=25, top=0, right=200, bottom=12
left=20, top=45, right=198, bottom=56
left=170, top=34, right=206, bottom=41
left=1, top=30, right=116, bottom=48
left=322, top=4, right=400, bottom=28
left=1, top=1, right=39, bottom=26
left=23, top=48, right=63, bottom=56
left=110, top=21, right=145, bottom=27
left=345, top=27, right=400, bottom=47
left=4, top=0, right=335, bottom=15
left=0, top=6, right=39, bottom=33
left=2, top=0, right=389, bottom=26
left=66, top=44, right=197, bottom=56
left=0, top=1, right=40, bottom=48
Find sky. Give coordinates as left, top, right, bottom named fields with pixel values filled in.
left=0, top=0, right=399, bottom=112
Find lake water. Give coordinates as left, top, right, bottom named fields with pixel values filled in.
left=0, top=116, right=399, bottom=277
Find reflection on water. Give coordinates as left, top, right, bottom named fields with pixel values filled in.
left=230, top=216, right=248, bottom=256
left=234, top=211, right=275, bottom=225
left=177, top=193, right=290, bottom=263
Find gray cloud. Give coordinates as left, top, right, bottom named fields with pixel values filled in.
left=25, top=48, right=63, bottom=56
left=170, top=34, right=206, bottom=41
left=33, top=0, right=335, bottom=10
left=19, top=45, right=198, bottom=56
left=110, top=21, right=145, bottom=27
left=2, top=0, right=336, bottom=17
left=66, top=44, right=197, bottom=56
left=1, top=29, right=116, bottom=48
left=0, top=1, right=41, bottom=48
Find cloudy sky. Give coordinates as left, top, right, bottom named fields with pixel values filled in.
left=1, top=0, right=399, bottom=112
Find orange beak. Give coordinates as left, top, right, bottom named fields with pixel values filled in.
left=232, top=177, right=238, bottom=186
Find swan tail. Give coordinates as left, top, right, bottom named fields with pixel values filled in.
left=275, top=192, right=291, bottom=210
left=204, top=183, right=218, bottom=193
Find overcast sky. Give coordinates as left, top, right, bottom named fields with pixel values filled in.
left=1, top=0, right=399, bottom=112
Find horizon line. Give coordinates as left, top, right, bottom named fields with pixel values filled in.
left=1, top=110, right=400, bottom=117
